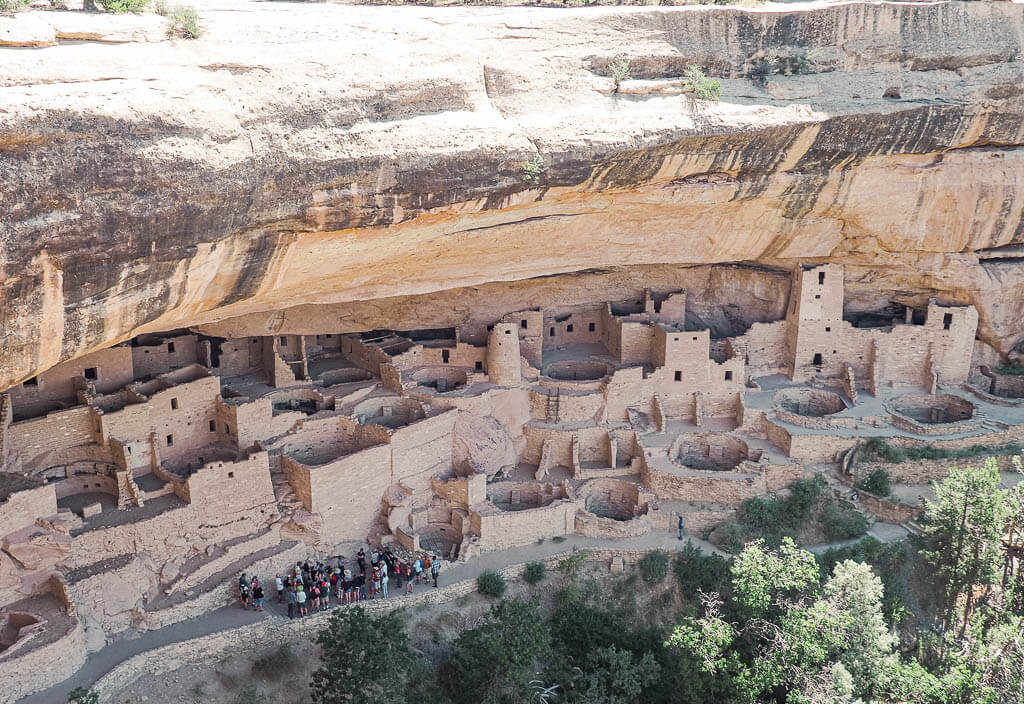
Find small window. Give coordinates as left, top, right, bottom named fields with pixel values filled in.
left=251, top=338, right=259, bottom=344
left=487, top=324, right=494, bottom=332
left=504, top=329, right=511, bottom=335
left=84, top=367, right=97, bottom=380
left=943, top=313, right=953, bottom=330
left=674, top=371, right=682, bottom=382
left=279, top=336, right=288, bottom=346
left=812, top=353, right=823, bottom=366
left=825, top=326, right=831, bottom=332
left=475, top=361, right=483, bottom=371
left=167, top=342, right=175, bottom=353
left=818, top=271, right=825, bottom=285
left=325, top=334, right=333, bottom=338
left=209, top=419, right=216, bottom=432
left=566, top=324, right=574, bottom=333
left=224, top=424, right=231, bottom=435
left=549, top=327, right=555, bottom=337
left=442, top=349, right=450, bottom=364
left=725, top=371, right=733, bottom=381
left=171, top=398, right=178, bottom=410
left=23, top=376, right=37, bottom=387
left=692, top=336, right=697, bottom=341
left=814, top=294, right=821, bottom=300
left=521, top=319, right=528, bottom=329
left=166, top=434, right=174, bottom=446
left=833, top=350, right=837, bottom=354
left=588, top=322, right=595, bottom=332
left=228, top=472, right=234, bottom=479
left=198, top=457, right=204, bottom=465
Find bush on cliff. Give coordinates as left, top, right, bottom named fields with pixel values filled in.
left=99, top=0, right=150, bottom=12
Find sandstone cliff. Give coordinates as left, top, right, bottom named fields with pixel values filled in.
left=2, top=0, right=1024, bottom=389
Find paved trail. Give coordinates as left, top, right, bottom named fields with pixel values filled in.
left=19, top=526, right=902, bottom=704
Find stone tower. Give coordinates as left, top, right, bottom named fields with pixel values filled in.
left=486, top=323, right=522, bottom=386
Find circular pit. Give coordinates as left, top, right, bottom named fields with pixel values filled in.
left=891, top=393, right=974, bottom=425
left=776, top=388, right=846, bottom=417
left=542, top=360, right=611, bottom=382
left=672, top=433, right=750, bottom=472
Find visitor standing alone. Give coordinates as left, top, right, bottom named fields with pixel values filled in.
left=430, top=555, right=440, bottom=588
left=678, top=514, right=685, bottom=540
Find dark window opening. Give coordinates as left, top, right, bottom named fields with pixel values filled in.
left=588, top=323, right=595, bottom=332
left=825, top=327, right=831, bottom=332
left=442, top=349, right=450, bottom=364
left=474, top=361, right=483, bottom=371
left=549, top=327, right=555, bottom=337
left=279, top=336, right=288, bottom=346
left=209, top=420, right=216, bottom=432
left=228, top=472, right=234, bottom=479
left=692, top=336, right=697, bottom=341
left=833, top=350, right=838, bottom=354
left=818, top=271, right=826, bottom=285
left=725, top=371, right=733, bottom=381
left=943, top=313, right=953, bottom=330
left=654, top=300, right=663, bottom=313
left=171, top=398, right=178, bottom=410
left=487, top=324, right=494, bottom=332
left=84, top=367, right=97, bottom=380
left=566, top=324, right=574, bottom=333
left=674, top=371, right=682, bottom=382
left=815, top=294, right=821, bottom=300
left=23, top=376, right=37, bottom=387
left=521, top=319, right=528, bottom=329
left=225, top=424, right=231, bottom=434
left=167, top=342, right=176, bottom=353
left=504, top=329, right=511, bottom=335
left=166, top=434, right=174, bottom=446
left=812, top=353, right=823, bottom=366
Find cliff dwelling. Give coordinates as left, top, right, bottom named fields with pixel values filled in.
left=5, top=258, right=1024, bottom=698
left=2, top=0, right=1024, bottom=699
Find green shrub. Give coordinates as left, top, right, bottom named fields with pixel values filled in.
left=710, top=517, right=747, bottom=554
left=522, top=155, right=545, bottom=184
left=638, top=550, right=669, bottom=585
left=855, top=468, right=892, bottom=497
left=100, top=0, right=150, bottom=12
left=673, top=540, right=732, bottom=596
left=251, top=643, right=299, bottom=680
left=608, top=58, right=632, bottom=91
left=739, top=495, right=783, bottom=531
left=0, top=0, right=30, bottom=12
left=558, top=549, right=589, bottom=580
left=997, top=363, right=1024, bottom=376
left=551, top=535, right=566, bottom=543
left=49, top=0, right=69, bottom=9
left=167, top=4, right=200, bottom=38
left=683, top=65, right=721, bottom=102
left=523, top=561, right=547, bottom=585
left=67, top=688, right=99, bottom=704
left=477, top=569, right=507, bottom=597
left=821, top=502, right=869, bottom=542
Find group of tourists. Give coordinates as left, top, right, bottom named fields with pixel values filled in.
left=238, top=548, right=442, bottom=618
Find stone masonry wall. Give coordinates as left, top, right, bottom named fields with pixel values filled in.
left=0, top=482, right=57, bottom=535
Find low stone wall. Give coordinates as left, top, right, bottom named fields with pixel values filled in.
left=574, top=511, right=651, bottom=539
left=90, top=547, right=668, bottom=703
left=857, top=492, right=921, bottom=524
left=774, top=407, right=857, bottom=431
left=0, top=614, right=86, bottom=704
left=857, top=454, right=1021, bottom=485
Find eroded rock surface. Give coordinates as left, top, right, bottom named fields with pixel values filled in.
left=2, top=0, right=1024, bottom=388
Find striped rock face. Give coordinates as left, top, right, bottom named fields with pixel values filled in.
left=2, top=0, right=1024, bottom=390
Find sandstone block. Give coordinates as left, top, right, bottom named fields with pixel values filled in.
left=81, top=502, right=103, bottom=519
